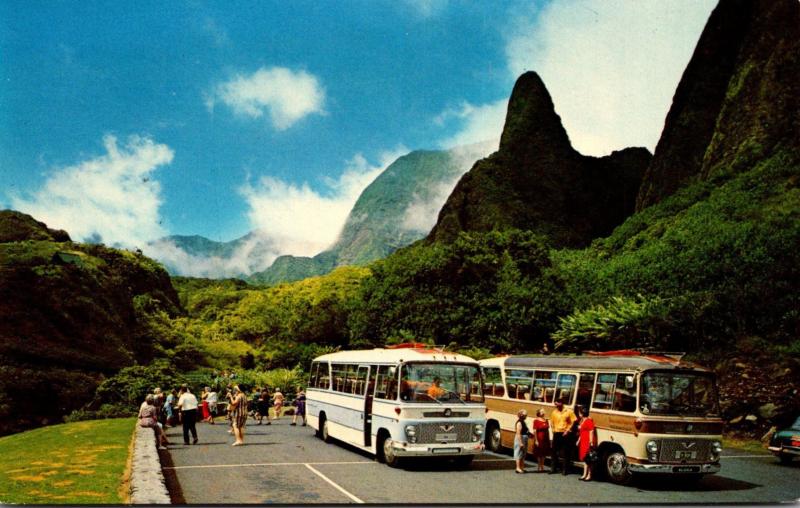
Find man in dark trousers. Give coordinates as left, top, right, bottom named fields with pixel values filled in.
left=176, top=384, right=199, bottom=445
left=549, top=398, right=576, bottom=474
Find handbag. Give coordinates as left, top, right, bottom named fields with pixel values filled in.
left=585, top=449, right=599, bottom=464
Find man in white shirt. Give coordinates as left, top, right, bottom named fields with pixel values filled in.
left=177, top=384, right=199, bottom=445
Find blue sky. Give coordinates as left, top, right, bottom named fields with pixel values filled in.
left=1, top=0, right=715, bottom=268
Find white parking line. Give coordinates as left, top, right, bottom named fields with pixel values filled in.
left=164, top=460, right=374, bottom=470
left=305, top=463, right=364, bottom=504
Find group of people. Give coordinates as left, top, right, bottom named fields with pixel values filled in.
left=513, top=399, right=597, bottom=481
left=137, top=383, right=307, bottom=449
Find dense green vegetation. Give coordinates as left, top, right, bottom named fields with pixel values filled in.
left=0, top=418, right=134, bottom=504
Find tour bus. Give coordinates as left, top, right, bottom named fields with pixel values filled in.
left=480, top=350, right=723, bottom=484
left=306, top=343, right=486, bottom=467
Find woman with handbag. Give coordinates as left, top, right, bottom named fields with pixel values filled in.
left=532, top=409, right=551, bottom=472
left=576, top=405, right=598, bottom=481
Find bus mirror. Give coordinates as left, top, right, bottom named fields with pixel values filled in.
left=625, top=376, right=634, bottom=389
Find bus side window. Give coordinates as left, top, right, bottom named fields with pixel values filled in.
left=318, top=363, right=331, bottom=390
left=309, top=362, right=319, bottom=389
left=612, top=374, right=636, bottom=412
left=592, top=373, right=616, bottom=409
left=534, top=371, right=556, bottom=403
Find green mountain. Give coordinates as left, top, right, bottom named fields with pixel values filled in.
left=427, top=72, right=652, bottom=248
left=247, top=145, right=489, bottom=285
left=0, top=210, right=182, bottom=435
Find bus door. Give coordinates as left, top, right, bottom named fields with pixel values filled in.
left=576, top=372, right=596, bottom=409
left=358, top=365, right=372, bottom=447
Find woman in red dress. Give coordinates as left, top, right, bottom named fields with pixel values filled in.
left=532, top=409, right=551, bottom=472
left=576, top=405, right=598, bottom=481
left=200, top=387, right=211, bottom=422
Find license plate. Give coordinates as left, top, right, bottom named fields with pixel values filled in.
left=432, top=448, right=460, bottom=454
left=435, top=433, right=457, bottom=442
left=674, top=466, right=700, bottom=473
left=675, top=451, right=697, bottom=460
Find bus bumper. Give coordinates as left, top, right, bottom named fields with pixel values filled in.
left=628, top=462, right=721, bottom=474
left=391, top=441, right=485, bottom=457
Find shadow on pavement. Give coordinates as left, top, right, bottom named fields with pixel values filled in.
left=633, top=474, right=759, bottom=492
left=158, top=448, right=186, bottom=504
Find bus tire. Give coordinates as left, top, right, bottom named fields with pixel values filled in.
left=603, top=448, right=633, bottom=485
left=378, top=433, right=402, bottom=468
left=318, top=414, right=331, bottom=443
left=485, top=421, right=502, bottom=453
left=779, top=453, right=794, bottom=465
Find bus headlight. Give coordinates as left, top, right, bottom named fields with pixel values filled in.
left=646, top=440, right=659, bottom=462
left=405, top=425, right=418, bottom=443
left=472, top=424, right=484, bottom=442
left=711, top=441, right=722, bottom=461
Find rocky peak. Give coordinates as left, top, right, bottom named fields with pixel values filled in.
left=499, top=71, right=575, bottom=159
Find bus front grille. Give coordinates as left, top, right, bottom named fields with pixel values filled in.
left=658, top=439, right=713, bottom=463
left=417, top=422, right=474, bottom=444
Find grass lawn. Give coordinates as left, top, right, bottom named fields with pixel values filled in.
left=0, top=418, right=135, bottom=504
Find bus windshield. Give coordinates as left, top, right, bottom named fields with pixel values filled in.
left=400, top=363, right=484, bottom=403
left=640, top=371, right=720, bottom=417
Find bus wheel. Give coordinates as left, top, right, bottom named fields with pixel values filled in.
left=604, top=449, right=633, bottom=485
left=318, top=415, right=331, bottom=443
left=779, top=453, right=794, bottom=465
left=380, top=435, right=402, bottom=468
left=485, top=422, right=502, bottom=453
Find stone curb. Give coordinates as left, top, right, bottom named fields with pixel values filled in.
left=129, top=425, right=171, bottom=504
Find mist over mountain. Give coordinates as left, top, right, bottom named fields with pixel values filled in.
left=146, top=143, right=491, bottom=283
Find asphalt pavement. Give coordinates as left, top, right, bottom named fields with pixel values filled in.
left=160, top=416, right=800, bottom=504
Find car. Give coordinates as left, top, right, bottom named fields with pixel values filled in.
left=768, top=415, right=800, bottom=464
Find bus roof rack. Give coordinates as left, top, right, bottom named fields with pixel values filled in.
left=585, top=349, right=687, bottom=363
left=385, top=342, right=439, bottom=350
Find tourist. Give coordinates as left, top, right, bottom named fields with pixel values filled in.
left=256, top=388, right=272, bottom=425
left=291, top=388, right=306, bottom=426
left=229, top=384, right=248, bottom=446
left=576, top=406, right=598, bottom=481
left=205, top=386, right=218, bottom=424
left=177, top=384, right=199, bottom=445
left=273, top=388, right=285, bottom=420
left=549, top=398, right=576, bottom=475
left=532, top=408, right=551, bottom=472
left=200, top=387, right=211, bottom=423
left=513, top=409, right=530, bottom=474
left=138, top=394, right=169, bottom=449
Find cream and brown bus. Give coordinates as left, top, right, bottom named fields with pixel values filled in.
left=479, top=351, right=723, bottom=484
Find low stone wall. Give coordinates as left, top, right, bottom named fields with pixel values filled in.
left=129, top=425, right=171, bottom=504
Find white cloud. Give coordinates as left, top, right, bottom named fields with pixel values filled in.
left=504, top=0, right=716, bottom=156
left=435, top=100, right=507, bottom=150
left=401, top=141, right=495, bottom=233
left=240, top=146, right=408, bottom=258
left=207, top=66, right=326, bottom=130
left=9, top=135, right=173, bottom=247
left=437, top=1, right=715, bottom=157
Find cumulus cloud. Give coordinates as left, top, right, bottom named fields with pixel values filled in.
left=435, top=100, right=507, bottom=150
left=240, top=146, right=408, bottom=258
left=437, top=1, right=715, bottom=157
left=401, top=141, right=495, bottom=233
left=9, top=135, right=173, bottom=247
left=207, top=66, right=326, bottom=130
left=505, top=0, right=716, bottom=156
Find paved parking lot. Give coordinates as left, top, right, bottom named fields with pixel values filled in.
left=161, top=417, right=800, bottom=504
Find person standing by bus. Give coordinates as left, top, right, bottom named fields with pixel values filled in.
left=549, top=398, right=576, bottom=475
left=291, top=388, right=306, bottom=426
left=532, top=409, right=551, bottom=472
left=513, top=409, right=530, bottom=474
left=576, top=406, right=598, bottom=481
